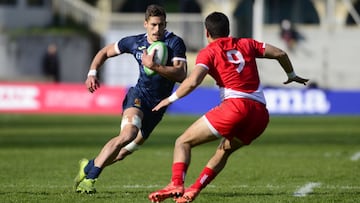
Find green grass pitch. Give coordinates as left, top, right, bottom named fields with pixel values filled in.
left=0, top=114, right=359, bottom=202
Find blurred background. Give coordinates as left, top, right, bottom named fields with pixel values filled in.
left=0, top=0, right=359, bottom=115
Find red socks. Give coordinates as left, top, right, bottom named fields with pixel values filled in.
left=171, top=163, right=217, bottom=190
left=190, top=167, right=217, bottom=190
left=171, top=162, right=188, bottom=186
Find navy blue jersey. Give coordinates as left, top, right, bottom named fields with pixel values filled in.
left=116, top=31, right=186, bottom=109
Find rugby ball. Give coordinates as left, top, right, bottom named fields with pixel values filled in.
left=143, top=41, right=168, bottom=76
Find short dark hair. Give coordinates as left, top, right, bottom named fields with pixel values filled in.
left=205, top=12, right=230, bottom=38
left=145, top=4, right=166, bottom=21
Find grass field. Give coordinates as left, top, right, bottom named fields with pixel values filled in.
left=0, top=114, right=359, bottom=203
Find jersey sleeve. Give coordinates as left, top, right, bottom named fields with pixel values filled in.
left=116, top=36, right=133, bottom=54
left=195, top=48, right=213, bottom=70
left=250, top=39, right=266, bottom=57
left=169, top=37, right=187, bottom=60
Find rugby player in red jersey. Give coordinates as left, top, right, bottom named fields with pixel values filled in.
left=148, top=11, right=308, bottom=203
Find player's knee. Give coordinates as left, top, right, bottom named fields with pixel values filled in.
left=121, top=115, right=142, bottom=130
left=218, top=144, right=231, bottom=154
left=219, top=139, right=242, bottom=154
left=175, top=136, right=192, bottom=149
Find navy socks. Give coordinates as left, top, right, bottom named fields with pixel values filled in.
left=84, top=159, right=103, bottom=179
left=84, top=159, right=94, bottom=174
left=87, top=166, right=103, bottom=179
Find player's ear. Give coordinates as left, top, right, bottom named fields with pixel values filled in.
left=205, top=29, right=210, bottom=38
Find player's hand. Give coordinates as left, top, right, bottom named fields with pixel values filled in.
left=152, top=98, right=171, bottom=112
left=283, top=76, right=309, bottom=86
left=85, top=76, right=100, bottom=93
left=141, top=49, right=156, bottom=69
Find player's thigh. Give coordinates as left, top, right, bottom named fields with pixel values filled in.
left=120, top=107, right=144, bottom=138
left=123, top=107, right=144, bottom=119
left=140, top=109, right=164, bottom=139
left=177, top=116, right=218, bottom=147
left=237, top=101, right=269, bottom=144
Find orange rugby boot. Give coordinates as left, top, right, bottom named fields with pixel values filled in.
left=175, top=187, right=200, bottom=203
left=148, top=182, right=184, bottom=202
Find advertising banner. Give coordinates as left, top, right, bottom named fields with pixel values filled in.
left=168, top=87, right=360, bottom=115
left=0, top=82, right=359, bottom=115
left=0, top=82, right=126, bottom=114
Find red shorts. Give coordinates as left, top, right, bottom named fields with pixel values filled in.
left=204, top=98, right=269, bottom=145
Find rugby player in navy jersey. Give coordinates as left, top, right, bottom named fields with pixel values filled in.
left=74, top=4, right=187, bottom=194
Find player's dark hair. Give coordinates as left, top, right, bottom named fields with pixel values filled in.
left=205, top=12, right=230, bottom=38
left=145, top=4, right=166, bottom=21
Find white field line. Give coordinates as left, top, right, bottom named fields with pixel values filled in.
left=350, top=151, right=360, bottom=161
left=122, top=184, right=162, bottom=188
left=293, top=182, right=321, bottom=197
left=112, top=184, right=360, bottom=190
left=6, top=183, right=360, bottom=191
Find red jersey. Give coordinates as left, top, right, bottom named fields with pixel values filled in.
left=196, top=37, right=266, bottom=104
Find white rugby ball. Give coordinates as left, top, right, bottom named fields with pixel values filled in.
left=143, top=41, right=168, bottom=76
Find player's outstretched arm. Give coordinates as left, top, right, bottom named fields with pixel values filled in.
left=263, top=43, right=309, bottom=86
left=152, top=65, right=207, bottom=111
